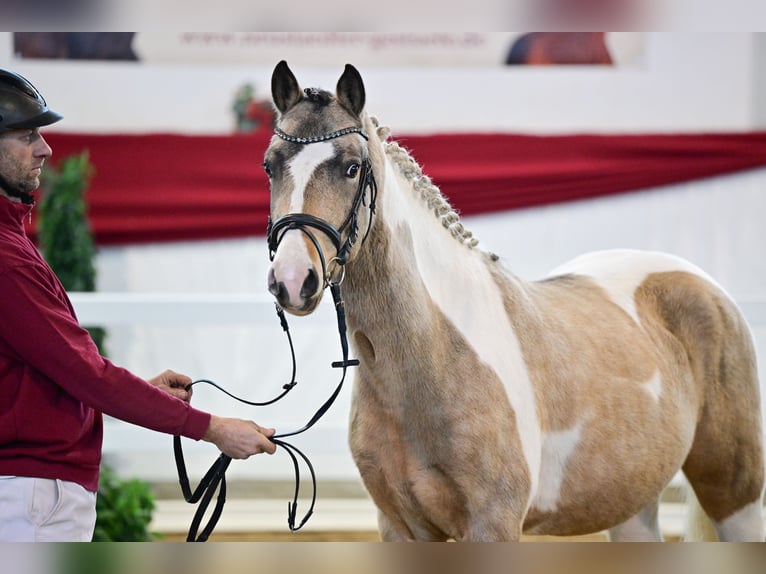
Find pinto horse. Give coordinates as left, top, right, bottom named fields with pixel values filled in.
left=263, top=60, right=765, bottom=541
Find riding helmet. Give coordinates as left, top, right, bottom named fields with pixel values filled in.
left=0, top=68, right=62, bottom=131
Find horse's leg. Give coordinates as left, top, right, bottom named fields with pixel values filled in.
left=376, top=510, right=450, bottom=542
left=683, top=426, right=765, bottom=540
left=607, top=499, right=663, bottom=542
left=650, top=280, right=766, bottom=542
left=713, top=500, right=764, bottom=542
left=376, top=499, right=524, bottom=541
left=684, top=489, right=764, bottom=541
left=460, top=519, right=522, bottom=542
left=680, top=320, right=765, bottom=541
left=377, top=511, right=414, bottom=542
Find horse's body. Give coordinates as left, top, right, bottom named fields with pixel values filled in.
left=264, top=61, right=765, bottom=541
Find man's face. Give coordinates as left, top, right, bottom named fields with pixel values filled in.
left=0, top=128, right=53, bottom=199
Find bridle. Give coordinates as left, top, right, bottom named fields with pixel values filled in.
left=267, top=124, right=377, bottom=283
left=173, top=123, right=376, bottom=542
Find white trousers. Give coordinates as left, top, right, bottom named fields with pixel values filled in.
left=0, top=476, right=97, bottom=542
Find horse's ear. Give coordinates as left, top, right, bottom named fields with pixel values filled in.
left=271, top=60, right=302, bottom=114
left=336, top=64, right=365, bottom=117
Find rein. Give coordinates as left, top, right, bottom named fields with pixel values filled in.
left=173, top=123, right=374, bottom=542
left=174, top=287, right=358, bottom=541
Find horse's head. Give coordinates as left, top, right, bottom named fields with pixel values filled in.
left=265, top=61, right=378, bottom=315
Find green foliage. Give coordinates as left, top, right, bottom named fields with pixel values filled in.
left=38, top=151, right=106, bottom=354
left=92, top=464, right=160, bottom=542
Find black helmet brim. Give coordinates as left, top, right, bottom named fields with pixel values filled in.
left=5, top=108, right=63, bottom=130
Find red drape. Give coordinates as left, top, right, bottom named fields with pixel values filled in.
left=35, top=131, right=766, bottom=246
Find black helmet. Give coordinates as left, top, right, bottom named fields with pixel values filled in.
left=0, top=68, right=62, bottom=132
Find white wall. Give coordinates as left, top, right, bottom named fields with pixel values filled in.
left=755, top=33, right=766, bottom=127
left=1, top=33, right=764, bottom=135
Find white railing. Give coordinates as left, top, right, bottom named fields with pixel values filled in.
left=68, top=291, right=766, bottom=327
left=69, top=292, right=279, bottom=324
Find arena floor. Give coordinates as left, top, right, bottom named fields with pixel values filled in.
left=149, top=480, right=686, bottom=542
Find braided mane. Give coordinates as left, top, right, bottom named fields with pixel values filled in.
left=371, top=119, right=479, bottom=249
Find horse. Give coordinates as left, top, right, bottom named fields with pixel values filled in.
left=263, top=60, right=765, bottom=541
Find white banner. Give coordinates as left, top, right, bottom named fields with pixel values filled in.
left=12, top=32, right=646, bottom=68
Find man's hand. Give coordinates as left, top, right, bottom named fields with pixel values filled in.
left=203, top=416, right=277, bottom=458
left=148, top=369, right=193, bottom=403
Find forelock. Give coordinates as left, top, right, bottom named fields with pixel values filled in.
left=303, top=87, right=333, bottom=105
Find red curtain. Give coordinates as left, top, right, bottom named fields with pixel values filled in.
left=35, top=131, right=766, bottom=246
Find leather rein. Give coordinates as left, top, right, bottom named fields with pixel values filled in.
left=173, top=123, right=376, bottom=542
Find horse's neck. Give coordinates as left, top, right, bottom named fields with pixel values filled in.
left=341, top=155, right=541, bottom=471
left=344, top=154, right=513, bottom=333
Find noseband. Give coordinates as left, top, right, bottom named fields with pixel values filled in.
left=266, top=125, right=377, bottom=282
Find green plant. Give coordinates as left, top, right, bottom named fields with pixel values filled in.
left=37, top=151, right=106, bottom=354
left=92, top=464, right=160, bottom=541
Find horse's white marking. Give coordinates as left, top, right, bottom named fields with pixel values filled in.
left=642, top=370, right=663, bottom=402
left=271, top=142, right=336, bottom=305
left=548, top=250, right=722, bottom=326
left=384, top=164, right=542, bottom=503
left=270, top=239, right=312, bottom=306
left=532, top=423, right=584, bottom=513
left=286, top=141, right=335, bottom=213
left=608, top=502, right=663, bottom=541
left=714, top=500, right=765, bottom=541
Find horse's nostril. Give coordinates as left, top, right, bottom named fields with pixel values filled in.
left=273, top=282, right=290, bottom=307
left=267, top=268, right=279, bottom=296
left=301, top=269, right=319, bottom=299
left=267, top=269, right=290, bottom=306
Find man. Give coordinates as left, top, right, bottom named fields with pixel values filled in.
left=0, top=68, right=276, bottom=542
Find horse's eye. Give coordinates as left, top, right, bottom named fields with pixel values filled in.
left=346, top=163, right=360, bottom=178
left=263, top=162, right=273, bottom=178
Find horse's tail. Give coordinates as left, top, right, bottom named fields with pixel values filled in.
left=683, top=483, right=718, bottom=541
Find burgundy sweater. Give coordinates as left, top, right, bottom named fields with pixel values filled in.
left=0, top=198, right=211, bottom=491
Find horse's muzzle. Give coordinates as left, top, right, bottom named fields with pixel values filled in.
left=268, top=267, right=322, bottom=315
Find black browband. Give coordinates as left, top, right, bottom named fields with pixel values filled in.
left=273, top=125, right=368, bottom=144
